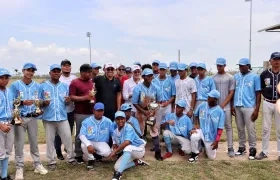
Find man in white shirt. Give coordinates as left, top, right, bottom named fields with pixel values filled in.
left=55, top=59, right=77, bottom=160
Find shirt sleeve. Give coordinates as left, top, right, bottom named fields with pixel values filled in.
left=170, top=79, right=176, bottom=96
left=209, top=77, right=216, bottom=91
left=190, top=79, right=197, bottom=93
left=69, top=80, right=77, bottom=96
left=132, top=118, right=142, bottom=135
left=161, top=113, right=169, bottom=124
left=194, top=103, right=202, bottom=117
left=66, top=84, right=69, bottom=96
left=260, top=72, right=265, bottom=90
left=122, top=80, right=130, bottom=100
left=132, top=86, right=140, bottom=104
left=186, top=117, right=193, bottom=133
left=124, top=126, right=135, bottom=142
left=9, top=82, right=18, bottom=99
left=254, top=74, right=261, bottom=91
left=218, top=110, right=225, bottom=129
left=229, top=75, right=235, bottom=91
left=156, top=86, right=161, bottom=102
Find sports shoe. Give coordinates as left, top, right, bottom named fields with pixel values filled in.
left=256, top=151, right=268, bottom=160
left=47, top=164, right=57, bottom=171
left=178, top=149, right=185, bottom=156
left=1, top=175, right=13, bottom=180
left=67, top=160, right=78, bottom=166
left=94, top=154, right=103, bottom=162
left=188, top=152, right=198, bottom=163
left=56, top=150, right=64, bottom=160
left=15, top=168, right=24, bottom=180
left=112, top=171, right=122, bottom=180
left=34, top=164, right=48, bottom=174
left=154, top=150, right=163, bottom=161
left=75, top=156, right=85, bottom=164
left=235, top=147, right=246, bottom=156
left=248, top=148, right=257, bottom=160
left=87, top=160, right=95, bottom=171
left=135, top=159, right=150, bottom=166
left=162, top=152, right=172, bottom=159
left=227, top=148, right=235, bottom=158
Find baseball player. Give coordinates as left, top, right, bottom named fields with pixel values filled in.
left=132, top=68, right=163, bottom=160
left=233, top=58, right=261, bottom=160
left=111, top=111, right=148, bottom=180
left=212, top=58, right=235, bottom=157
left=9, top=63, right=48, bottom=180
left=189, top=62, right=198, bottom=79
left=161, top=100, right=193, bottom=159
left=152, top=60, right=160, bottom=78
left=0, top=68, right=13, bottom=180
left=40, top=64, right=77, bottom=171
left=79, top=102, right=112, bottom=170
left=168, top=62, right=179, bottom=82
left=189, top=90, right=225, bottom=162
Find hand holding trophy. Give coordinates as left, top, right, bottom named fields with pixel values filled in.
left=34, top=91, right=42, bottom=115
left=12, top=95, right=23, bottom=125
left=146, top=101, right=160, bottom=126
left=89, top=83, right=97, bottom=103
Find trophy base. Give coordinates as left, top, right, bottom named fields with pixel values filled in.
left=90, top=100, right=95, bottom=103
left=14, top=119, right=22, bottom=126
left=146, top=119, right=156, bottom=126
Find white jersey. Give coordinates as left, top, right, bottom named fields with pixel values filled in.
left=59, top=74, right=77, bottom=112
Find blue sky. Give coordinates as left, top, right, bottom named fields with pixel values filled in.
left=0, top=0, right=280, bottom=74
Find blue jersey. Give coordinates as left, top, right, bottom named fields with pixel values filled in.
left=9, top=80, right=41, bottom=116
left=195, top=76, right=216, bottom=101
left=152, top=76, right=176, bottom=101
left=40, top=80, right=68, bottom=121
left=194, top=102, right=225, bottom=142
left=234, top=72, right=261, bottom=108
left=112, top=116, right=142, bottom=136
left=162, top=113, right=193, bottom=138
left=169, top=74, right=179, bottom=82
left=0, top=88, right=13, bottom=121
left=132, top=82, right=161, bottom=108
left=112, top=123, right=144, bottom=147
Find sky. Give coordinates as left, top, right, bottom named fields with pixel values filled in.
left=0, top=0, right=280, bottom=74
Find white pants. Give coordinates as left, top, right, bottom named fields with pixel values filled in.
left=163, top=130, right=191, bottom=154
left=190, top=129, right=216, bottom=159
left=81, top=141, right=111, bottom=160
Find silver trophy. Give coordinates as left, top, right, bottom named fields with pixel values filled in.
left=34, top=91, right=42, bottom=114
left=89, top=83, right=97, bottom=103
left=146, top=101, right=160, bottom=126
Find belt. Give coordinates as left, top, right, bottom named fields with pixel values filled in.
left=22, top=112, right=40, bottom=118
left=264, top=98, right=276, bottom=104
left=0, top=120, right=12, bottom=124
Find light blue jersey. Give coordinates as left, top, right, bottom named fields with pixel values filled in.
left=234, top=72, right=261, bottom=108
left=194, top=102, right=225, bottom=142
left=162, top=113, right=193, bottom=138
left=80, top=116, right=112, bottom=143
left=152, top=76, right=176, bottom=101
left=40, top=80, right=68, bottom=121
left=195, top=76, right=216, bottom=101
left=112, top=123, right=144, bottom=147
left=9, top=80, right=41, bottom=116
left=0, top=88, right=13, bottom=121
left=169, top=74, right=179, bottom=82
left=112, top=116, right=142, bottom=136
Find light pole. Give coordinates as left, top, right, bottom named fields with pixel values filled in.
left=245, top=0, right=252, bottom=62
left=86, top=32, right=92, bottom=64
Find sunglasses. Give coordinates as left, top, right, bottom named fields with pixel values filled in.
left=118, top=68, right=125, bottom=71
left=107, top=68, right=114, bottom=71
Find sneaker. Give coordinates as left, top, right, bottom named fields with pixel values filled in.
left=56, top=150, right=64, bottom=160
left=162, top=152, right=172, bottom=159
left=47, top=164, right=57, bottom=171
left=227, top=148, right=235, bottom=158
left=154, top=150, right=163, bottom=161
left=235, top=147, right=247, bottom=156
left=67, top=160, right=78, bottom=166
left=1, top=175, right=13, bottom=180
left=112, top=171, right=122, bottom=180
left=135, top=159, right=150, bottom=166
left=87, top=160, right=95, bottom=171
left=34, top=164, right=48, bottom=174
left=75, top=156, right=85, bottom=164
left=15, top=168, right=24, bottom=180
left=248, top=148, right=257, bottom=160
left=94, top=154, right=103, bottom=162
left=188, top=152, right=198, bottom=163
left=256, top=151, right=268, bottom=160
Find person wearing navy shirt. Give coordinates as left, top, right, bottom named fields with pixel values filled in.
left=233, top=58, right=261, bottom=160
left=41, top=64, right=77, bottom=171
left=110, top=111, right=148, bottom=180
left=190, top=90, right=225, bottom=162
left=79, top=102, right=112, bottom=170
left=161, top=100, right=193, bottom=159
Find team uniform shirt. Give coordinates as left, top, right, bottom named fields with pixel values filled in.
left=153, top=73, right=159, bottom=79
left=152, top=76, right=176, bottom=102
left=194, top=102, right=225, bottom=142
left=234, top=72, right=261, bottom=108
left=132, top=82, right=161, bottom=109
left=0, top=88, right=13, bottom=121
left=9, top=80, right=41, bottom=116
left=162, top=113, right=193, bottom=138
left=112, top=123, right=144, bottom=147
left=112, top=116, right=142, bottom=136
left=260, top=69, right=280, bottom=101
left=175, top=77, right=197, bottom=112
left=195, top=76, right=216, bottom=101
left=80, top=116, right=112, bottom=144
left=212, top=73, right=235, bottom=111
left=59, top=74, right=77, bottom=113
left=40, top=80, right=68, bottom=121
left=169, top=74, right=180, bottom=82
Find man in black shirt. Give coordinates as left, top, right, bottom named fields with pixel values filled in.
left=256, top=52, right=280, bottom=160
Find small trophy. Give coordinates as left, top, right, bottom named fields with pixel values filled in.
left=146, top=101, right=160, bottom=126
left=89, top=83, right=97, bottom=103
left=12, top=96, right=22, bottom=125
left=34, top=91, right=42, bottom=114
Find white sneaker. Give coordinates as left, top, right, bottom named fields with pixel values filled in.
left=15, top=168, right=24, bottom=180
left=34, top=164, right=48, bottom=175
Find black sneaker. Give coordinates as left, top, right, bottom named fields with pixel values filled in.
left=1, top=175, right=13, bottom=180
left=235, top=147, right=247, bottom=156
left=56, top=151, right=64, bottom=160
left=256, top=151, right=268, bottom=160
left=112, top=171, right=122, bottom=180
left=75, top=156, right=85, bottom=164
left=188, top=152, right=198, bottom=163
left=248, top=148, right=257, bottom=160
left=94, top=154, right=103, bottom=162
left=87, top=160, right=95, bottom=170
left=154, top=150, right=163, bottom=161
left=48, top=164, right=57, bottom=171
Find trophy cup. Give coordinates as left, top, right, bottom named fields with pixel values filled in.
left=12, top=96, right=22, bottom=125
left=146, top=101, right=160, bottom=126
left=34, top=91, right=42, bottom=114
left=89, top=83, right=97, bottom=103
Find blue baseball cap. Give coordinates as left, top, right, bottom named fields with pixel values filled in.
left=159, top=63, right=167, bottom=69
left=91, top=63, right=101, bottom=69
left=270, top=52, right=280, bottom=60
left=94, top=102, right=104, bottom=111
left=197, top=63, right=206, bottom=69
left=152, top=60, right=160, bottom=65
left=238, top=58, right=250, bottom=65
left=177, top=63, right=187, bottom=71
left=50, top=64, right=61, bottom=71
left=0, top=68, right=11, bottom=77
left=216, top=58, right=226, bottom=65
left=120, top=103, right=132, bottom=111
left=23, top=63, right=37, bottom=71
left=133, top=61, right=141, bottom=67
left=169, top=61, right=178, bottom=70
left=207, top=90, right=220, bottom=99
left=189, top=62, right=197, bottom=68
left=115, top=111, right=126, bottom=119
left=176, top=100, right=186, bottom=108
left=141, top=68, right=153, bottom=76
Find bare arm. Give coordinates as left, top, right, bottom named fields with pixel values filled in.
left=221, top=90, right=234, bottom=109
left=190, top=92, right=196, bottom=110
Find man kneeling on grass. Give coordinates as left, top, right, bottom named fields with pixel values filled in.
left=110, top=111, right=148, bottom=180
left=161, top=100, right=193, bottom=159
left=79, top=102, right=112, bottom=170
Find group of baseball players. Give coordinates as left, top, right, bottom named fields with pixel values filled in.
left=0, top=52, right=280, bottom=180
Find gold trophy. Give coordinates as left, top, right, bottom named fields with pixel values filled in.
left=89, top=83, right=97, bottom=103
left=34, top=91, right=42, bottom=114
left=13, top=96, right=22, bottom=125
left=146, top=101, right=160, bottom=126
